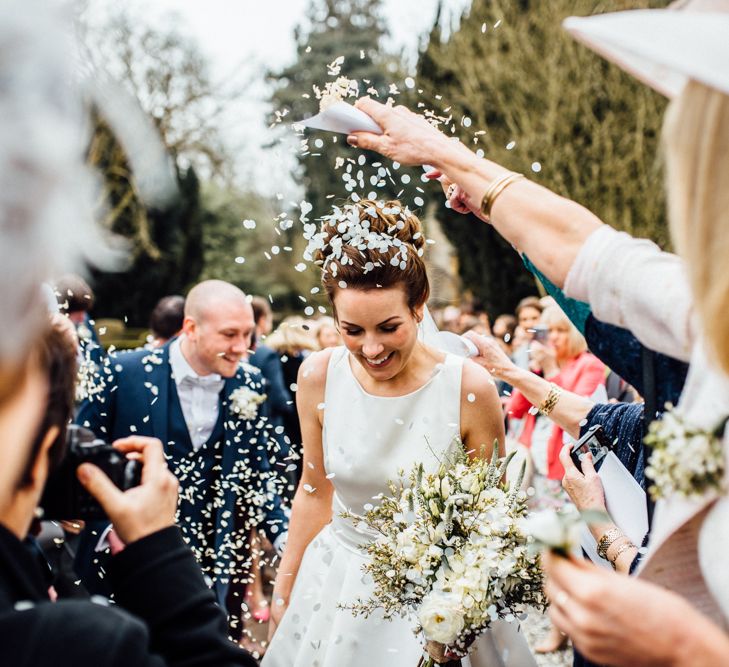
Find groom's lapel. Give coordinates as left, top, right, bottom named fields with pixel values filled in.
left=220, top=374, right=239, bottom=473
left=147, top=344, right=172, bottom=446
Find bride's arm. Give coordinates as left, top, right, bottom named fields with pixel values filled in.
left=459, top=360, right=505, bottom=461
left=268, top=350, right=335, bottom=640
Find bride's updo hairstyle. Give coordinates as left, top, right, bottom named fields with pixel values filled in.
left=305, top=199, right=429, bottom=314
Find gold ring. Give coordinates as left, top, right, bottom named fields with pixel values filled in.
left=554, top=590, right=569, bottom=607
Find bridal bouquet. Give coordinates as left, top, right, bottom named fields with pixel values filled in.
left=343, top=444, right=546, bottom=665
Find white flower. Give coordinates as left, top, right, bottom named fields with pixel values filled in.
left=428, top=499, right=441, bottom=518
left=396, top=525, right=425, bottom=563
left=341, top=441, right=546, bottom=654
left=521, top=509, right=581, bottom=555
left=76, top=323, right=93, bottom=341
left=418, top=592, right=465, bottom=644
left=645, top=405, right=727, bottom=500
left=228, top=386, right=266, bottom=421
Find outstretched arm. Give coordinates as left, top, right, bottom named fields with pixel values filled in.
left=349, top=98, right=698, bottom=357
left=464, top=332, right=593, bottom=439
left=349, top=98, right=602, bottom=288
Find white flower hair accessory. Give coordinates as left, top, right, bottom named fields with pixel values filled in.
left=644, top=405, right=727, bottom=501
left=302, top=198, right=425, bottom=277
left=228, top=386, right=267, bottom=422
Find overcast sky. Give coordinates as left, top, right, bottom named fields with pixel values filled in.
left=88, top=0, right=472, bottom=195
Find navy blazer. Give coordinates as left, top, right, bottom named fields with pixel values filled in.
left=249, top=345, right=295, bottom=451
left=76, top=341, right=288, bottom=601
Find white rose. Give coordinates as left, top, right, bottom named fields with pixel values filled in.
left=397, top=526, right=427, bottom=563
left=418, top=592, right=465, bottom=644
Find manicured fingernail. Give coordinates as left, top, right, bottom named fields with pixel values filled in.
left=347, top=134, right=358, bottom=146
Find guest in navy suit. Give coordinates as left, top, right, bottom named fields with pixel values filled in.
left=53, top=273, right=101, bottom=346
left=249, top=297, right=295, bottom=490
left=76, top=280, right=288, bottom=630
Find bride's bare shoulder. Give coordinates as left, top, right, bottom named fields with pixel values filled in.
left=460, top=358, right=504, bottom=455
left=297, top=346, right=337, bottom=390
left=460, top=358, right=500, bottom=407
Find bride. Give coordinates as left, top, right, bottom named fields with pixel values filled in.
left=263, top=199, right=535, bottom=666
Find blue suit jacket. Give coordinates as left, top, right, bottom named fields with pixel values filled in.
left=249, top=345, right=294, bottom=453
left=75, top=341, right=288, bottom=601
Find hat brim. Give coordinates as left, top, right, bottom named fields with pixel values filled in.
left=563, top=9, right=729, bottom=98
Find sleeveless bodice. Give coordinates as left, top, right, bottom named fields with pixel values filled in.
left=263, top=345, right=537, bottom=667
left=323, top=346, right=463, bottom=520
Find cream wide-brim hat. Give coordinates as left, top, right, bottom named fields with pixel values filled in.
left=563, top=8, right=729, bottom=98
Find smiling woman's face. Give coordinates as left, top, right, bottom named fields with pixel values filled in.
left=333, top=285, right=422, bottom=381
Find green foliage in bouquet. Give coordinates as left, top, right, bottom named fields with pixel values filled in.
left=342, top=442, right=546, bottom=655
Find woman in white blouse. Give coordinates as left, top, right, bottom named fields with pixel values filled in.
left=346, top=6, right=729, bottom=666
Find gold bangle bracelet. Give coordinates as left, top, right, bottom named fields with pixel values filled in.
left=538, top=382, right=562, bottom=416
left=480, top=172, right=525, bottom=218
left=609, top=541, right=636, bottom=570
left=597, top=527, right=623, bottom=561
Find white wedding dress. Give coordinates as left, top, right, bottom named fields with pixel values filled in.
left=263, top=346, right=536, bottom=667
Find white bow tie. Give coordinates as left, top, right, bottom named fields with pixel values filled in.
left=181, top=374, right=224, bottom=391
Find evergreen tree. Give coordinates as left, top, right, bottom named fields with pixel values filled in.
left=415, top=0, right=669, bottom=316
left=269, top=0, right=412, bottom=220
left=198, top=185, right=320, bottom=312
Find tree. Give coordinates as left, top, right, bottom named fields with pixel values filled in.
left=269, top=0, right=414, bottom=220
left=198, top=185, right=321, bottom=313
left=79, top=7, right=244, bottom=324
left=80, top=6, right=236, bottom=180
left=87, top=112, right=205, bottom=325
left=414, top=0, right=669, bottom=316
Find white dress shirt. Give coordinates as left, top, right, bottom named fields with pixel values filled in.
left=169, top=336, right=225, bottom=452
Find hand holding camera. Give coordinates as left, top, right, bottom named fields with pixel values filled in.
left=559, top=427, right=610, bottom=516
left=528, top=339, right=558, bottom=376
left=77, top=436, right=179, bottom=546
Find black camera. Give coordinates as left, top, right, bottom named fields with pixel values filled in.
left=569, top=424, right=612, bottom=472
left=39, top=425, right=142, bottom=520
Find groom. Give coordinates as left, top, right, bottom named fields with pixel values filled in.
left=76, top=280, right=288, bottom=620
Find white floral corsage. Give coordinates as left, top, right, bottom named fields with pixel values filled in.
left=645, top=405, right=727, bottom=501
left=228, top=386, right=267, bottom=421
